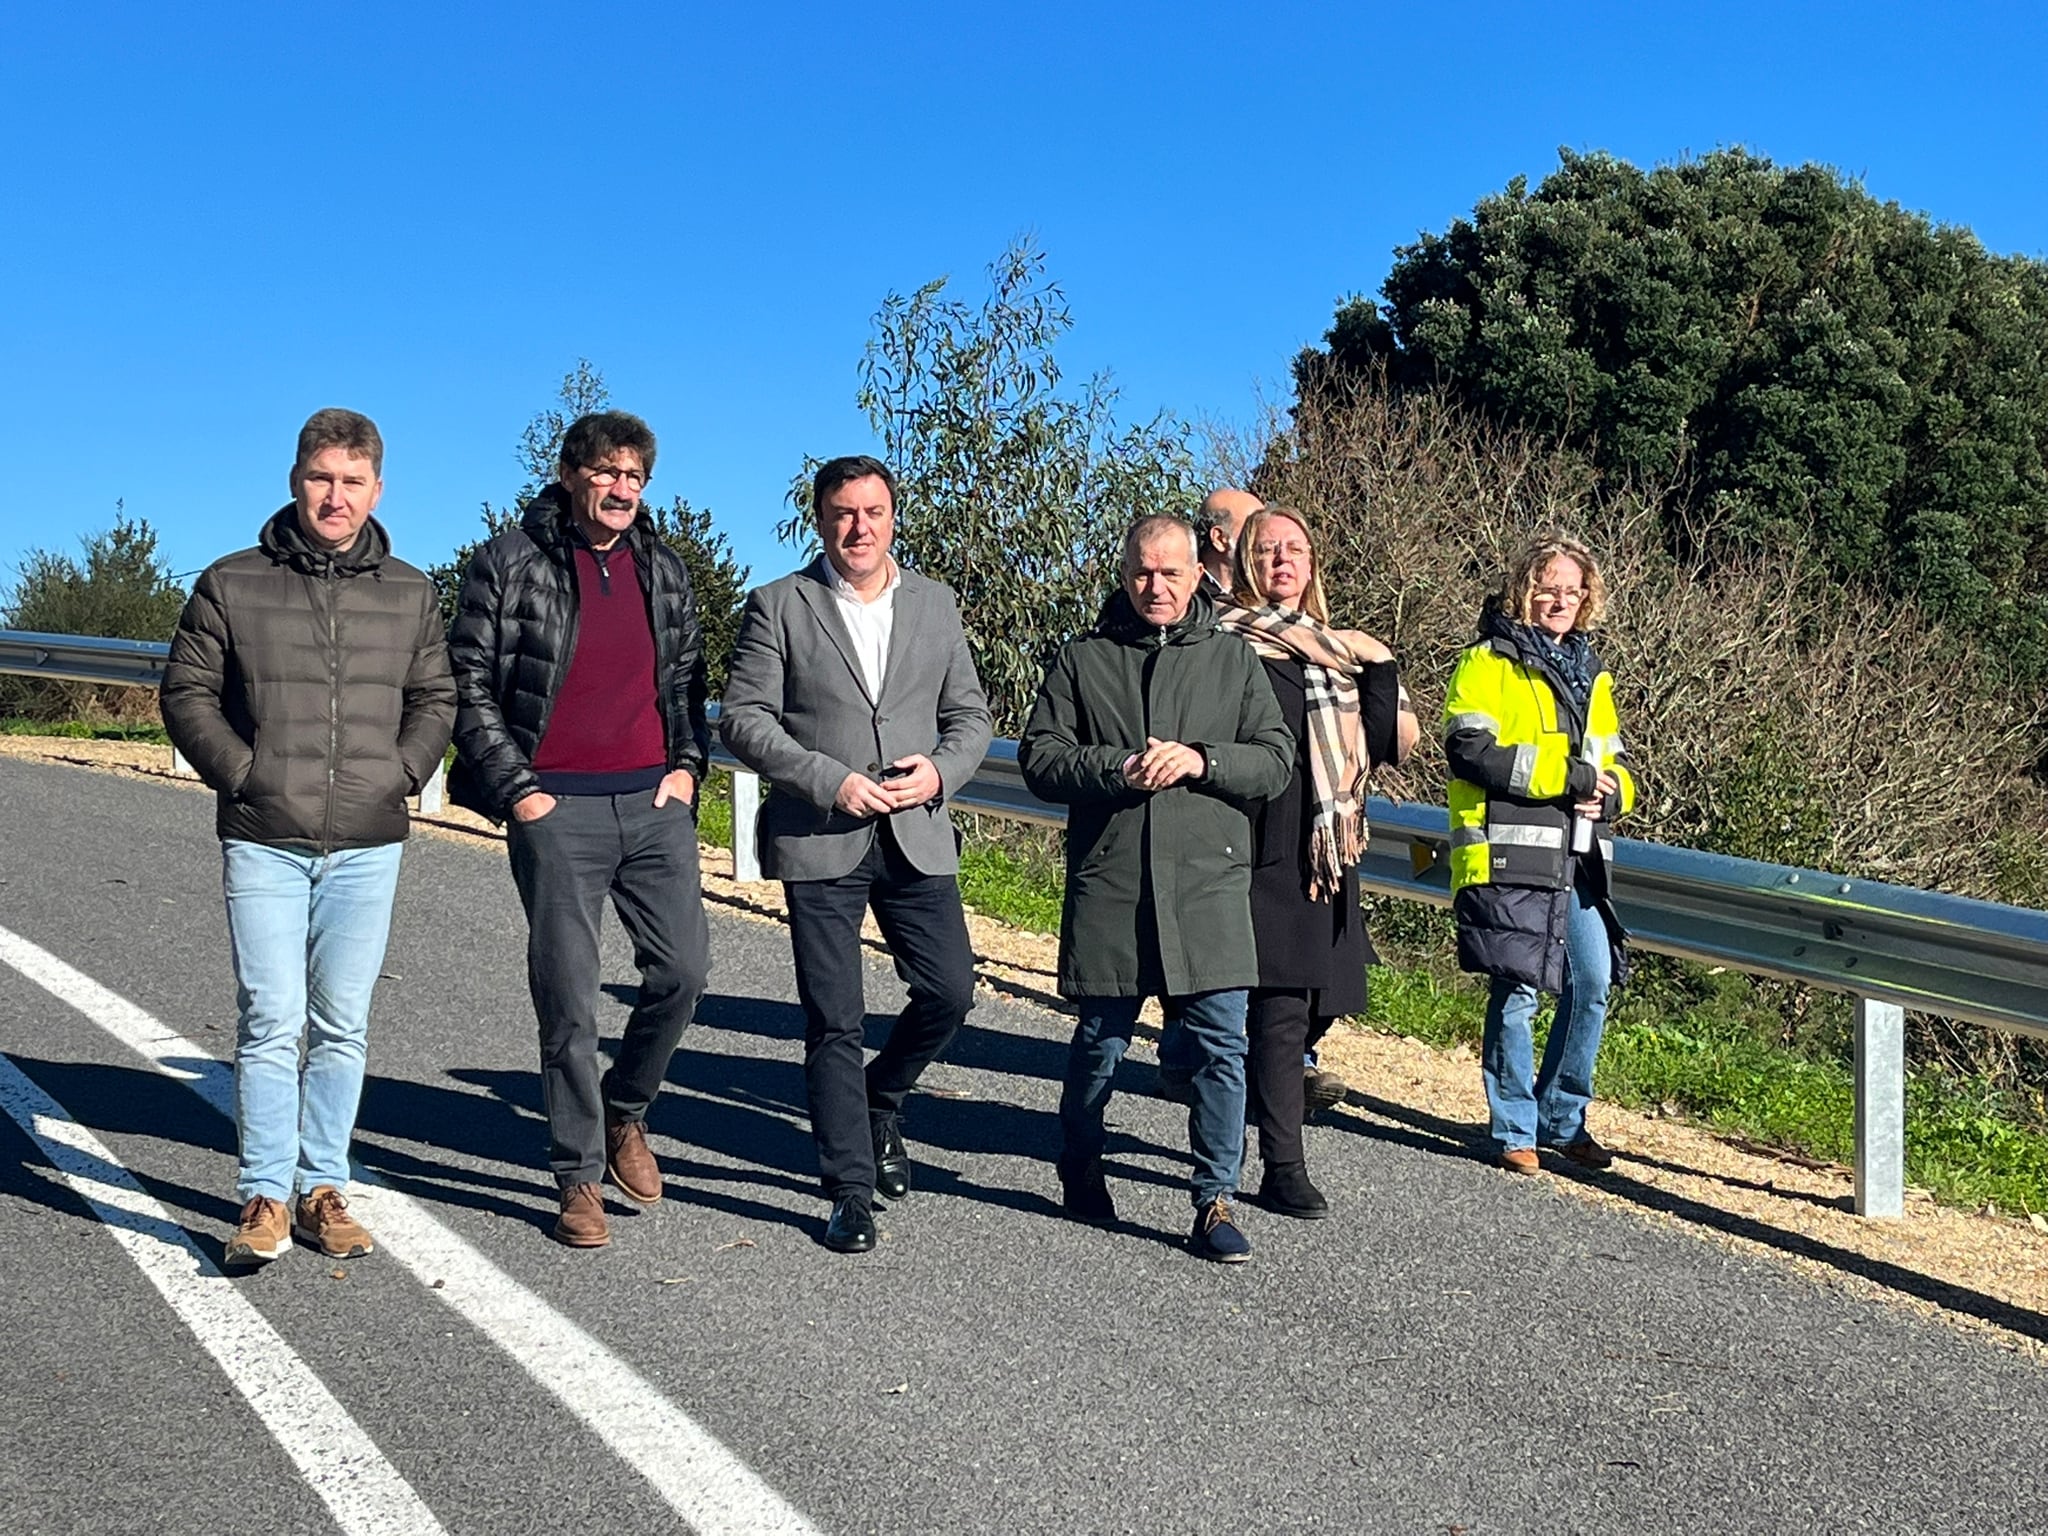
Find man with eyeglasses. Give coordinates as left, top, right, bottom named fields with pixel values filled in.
left=449, top=410, right=711, bottom=1249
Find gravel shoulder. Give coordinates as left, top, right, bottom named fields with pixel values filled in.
left=13, top=731, right=2044, bottom=1359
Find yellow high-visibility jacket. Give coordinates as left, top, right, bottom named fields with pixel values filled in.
left=1441, top=613, right=1638, bottom=989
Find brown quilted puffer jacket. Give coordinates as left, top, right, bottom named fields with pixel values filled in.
left=161, top=506, right=456, bottom=851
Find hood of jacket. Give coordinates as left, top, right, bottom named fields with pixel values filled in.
left=258, top=504, right=390, bottom=576
left=1092, top=581, right=1219, bottom=647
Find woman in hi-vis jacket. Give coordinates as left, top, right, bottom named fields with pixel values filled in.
left=1442, top=535, right=1638, bottom=1174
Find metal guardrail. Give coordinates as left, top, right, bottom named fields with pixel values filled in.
left=718, top=746, right=2048, bottom=1223
left=0, top=630, right=173, bottom=688
left=0, top=630, right=447, bottom=812
left=12, top=626, right=2048, bottom=1219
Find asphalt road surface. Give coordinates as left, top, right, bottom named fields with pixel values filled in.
left=1, top=754, right=2043, bottom=1535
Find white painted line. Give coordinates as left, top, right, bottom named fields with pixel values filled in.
left=0, top=1053, right=448, bottom=1536
left=0, top=924, right=822, bottom=1536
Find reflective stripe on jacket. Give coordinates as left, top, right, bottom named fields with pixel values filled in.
left=1442, top=642, right=1636, bottom=895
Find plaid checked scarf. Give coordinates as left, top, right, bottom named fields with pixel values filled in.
left=1216, top=601, right=1369, bottom=900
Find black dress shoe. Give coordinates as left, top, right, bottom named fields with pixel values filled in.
left=824, top=1196, right=877, bottom=1254
left=1255, top=1161, right=1330, bottom=1220
left=872, top=1114, right=911, bottom=1202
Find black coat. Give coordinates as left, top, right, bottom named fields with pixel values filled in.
left=161, top=508, right=455, bottom=852
left=447, top=486, right=709, bottom=821
left=1247, top=656, right=1402, bottom=1014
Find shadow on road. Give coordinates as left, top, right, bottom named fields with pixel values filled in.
left=1320, top=1085, right=2048, bottom=1344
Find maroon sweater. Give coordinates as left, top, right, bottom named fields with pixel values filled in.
left=530, top=542, right=667, bottom=795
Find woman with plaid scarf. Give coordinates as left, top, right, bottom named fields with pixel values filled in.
left=1217, top=506, right=1418, bottom=1217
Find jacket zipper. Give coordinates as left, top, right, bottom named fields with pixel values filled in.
left=323, top=562, right=340, bottom=853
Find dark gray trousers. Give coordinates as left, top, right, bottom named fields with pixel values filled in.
left=508, top=791, right=709, bottom=1188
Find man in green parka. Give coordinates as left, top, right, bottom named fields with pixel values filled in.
left=1019, top=515, right=1293, bottom=1261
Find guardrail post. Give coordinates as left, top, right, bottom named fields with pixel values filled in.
left=170, top=748, right=197, bottom=779
left=731, top=769, right=761, bottom=882
left=418, top=759, right=446, bottom=815
left=1853, top=996, right=1905, bottom=1218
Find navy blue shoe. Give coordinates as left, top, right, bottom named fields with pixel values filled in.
left=1188, top=1198, right=1252, bottom=1263
left=1058, top=1153, right=1117, bottom=1224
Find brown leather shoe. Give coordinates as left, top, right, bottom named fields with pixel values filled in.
left=1550, top=1135, right=1616, bottom=1171
left=224, top=1195, right=290, bottom=1265
left=294, top=1185, right=374, bottom=1258
left=1497, top=1147, right=1540, bottom=1175
left=554, top=1182, right=611, bottom=1248
left=605, top=1116, right=663, bottom=1206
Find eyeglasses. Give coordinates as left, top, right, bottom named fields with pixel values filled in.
left=580, top=463, right=648, bottom=490
left=1533, top=585, right=1587, bottom=605
left=1249, top=541, right=1310, bottom=561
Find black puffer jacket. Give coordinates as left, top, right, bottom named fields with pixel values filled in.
left=447, top=486, right=708, bottom=821
left=160, top=507, right=456, bottom=852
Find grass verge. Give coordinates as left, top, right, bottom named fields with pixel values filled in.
left=1362, top=961, right=2048, bottom=1214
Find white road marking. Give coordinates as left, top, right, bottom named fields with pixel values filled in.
left=0, top=1054, right=448, bottom=1536
left=0, top=923, right=822, bottom=1536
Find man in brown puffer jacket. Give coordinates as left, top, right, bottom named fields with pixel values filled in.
left=161, top=407, right=455, bottom=1269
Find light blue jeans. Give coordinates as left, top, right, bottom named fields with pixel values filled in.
left=1063, top=990, right=1248, bottom=1207
left=1482, top=875, right=1613, bottom=1153
left=222, top=840, right=404, bottom=1202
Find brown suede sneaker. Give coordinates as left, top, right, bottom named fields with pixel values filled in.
left=294, top=1186, right=374, bottom=1258
left=1497, top=1148, right=1540, bottom=1175
left=224, top=1195, right=290, bottom=1266
left=605, top=1116, right=662, bottom=1206
left=555, top=1182, right=611, bottom=1248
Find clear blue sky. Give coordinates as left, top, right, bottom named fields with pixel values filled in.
left=4, top=2, right=2045, bottom=594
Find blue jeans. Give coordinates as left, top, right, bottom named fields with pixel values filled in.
left=1063, top=990, right=1248, bottom=1207
left=222, top=840, right=404, bottom=1202
left=1481, top=877, right=1613, bottom=1153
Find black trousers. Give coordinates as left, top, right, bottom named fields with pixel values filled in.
left=784, top=825, right=976, bottom=1202
left=1247, top=988, right=1330, bottom=1169
left=508, top=792, right=710, bottom=1188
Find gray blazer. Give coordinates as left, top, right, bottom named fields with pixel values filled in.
left=720, top=557, right=993, bottom=881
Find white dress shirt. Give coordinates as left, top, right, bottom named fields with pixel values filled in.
left=828, top=558, right=901, bottom=699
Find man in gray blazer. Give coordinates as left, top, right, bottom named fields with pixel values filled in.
left=721, top=455, right=993, bottom=1254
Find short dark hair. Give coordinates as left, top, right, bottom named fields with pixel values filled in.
left=296, top=408, right=383, bottom=477
left=1120, top=514, right=1199, bottom=573
left=812, top=455, right=897, bottom=519
left=559, top=411, right=658, bottom=481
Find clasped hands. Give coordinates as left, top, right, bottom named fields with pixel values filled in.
left=834, top=755, right=942, bottom=818
left=1122, top=736, right=1204, bottom=792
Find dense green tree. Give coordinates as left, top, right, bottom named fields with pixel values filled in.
left=429, top=363, right=750, bottom=690
left=1, top=511, right=189, bottom=718
left=1312, top=147, right=2048, bottom=673
left=3, top=512, right=188, bottom=640
left=780, top=241, right=1201, bottom=733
